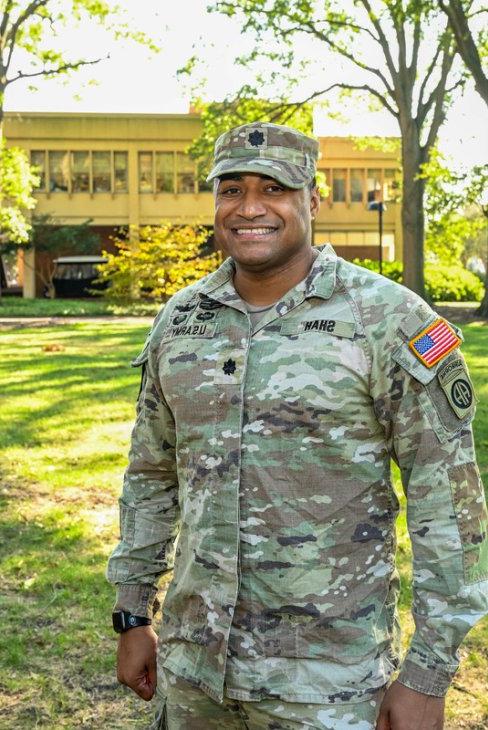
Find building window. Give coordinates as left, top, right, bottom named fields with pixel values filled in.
left=176, top=153, right=195, bottom=193
left=49, top=151, right=70, bottom=192
left=114, top=152, right=128, bottom=192
left=155, top=152, right=174, bottom=193
left=31, top=150, right=46, bottom=190
left=332, top=169, right=346, bottom=202
left=350, top=169, right=364, bottom=203
left=92, top=151, right=111, bottom=192
left=383, top=168, right=398, bottom=201
left=71, top=151, right=90, bottom=192
left=367, top=168, right=382, bottom=202
left=197, top=162, right=213, bottom=193
left=139, top=152, right=153, bottom=193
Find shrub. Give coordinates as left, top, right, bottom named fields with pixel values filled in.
left=96, top=223, right=223, bottom=301
left=352, top=259, right=484, bottom=302
left=424, top=263, right=484, bottom=302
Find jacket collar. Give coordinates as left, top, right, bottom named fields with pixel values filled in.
left=198, top=244, right=337, bottom=306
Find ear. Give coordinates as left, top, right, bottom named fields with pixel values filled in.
left=310, top=186, right=321, bottom=219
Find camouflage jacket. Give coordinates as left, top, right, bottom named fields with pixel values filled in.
left=107, top=245, right=488, bottom=704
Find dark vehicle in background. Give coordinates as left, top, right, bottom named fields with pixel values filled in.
left=51, top=256, right=108, bottom=298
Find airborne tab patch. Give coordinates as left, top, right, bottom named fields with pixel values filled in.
left=409, top=318, right=461, bottom=368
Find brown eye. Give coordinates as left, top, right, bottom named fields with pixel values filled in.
left=219, top=185, right=241, bottom=196
left=265, top=184, right=284, bottom=193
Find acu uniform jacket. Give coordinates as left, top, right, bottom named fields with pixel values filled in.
left=107, top=245, right=488, bottom=705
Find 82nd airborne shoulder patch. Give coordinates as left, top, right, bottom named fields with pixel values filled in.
left=409, top=318, right=461, bottom=368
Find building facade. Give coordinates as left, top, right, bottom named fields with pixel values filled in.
left=4, top=112, right=402, bottom=296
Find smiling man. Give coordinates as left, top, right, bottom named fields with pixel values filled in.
left=107, top=123, right=488, bottom=730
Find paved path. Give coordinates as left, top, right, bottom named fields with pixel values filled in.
left=0, top=305, right=485, bottom=330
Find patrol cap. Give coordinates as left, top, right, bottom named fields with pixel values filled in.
left=206, top=122, right=319, bottom=190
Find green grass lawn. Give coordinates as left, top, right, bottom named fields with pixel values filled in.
left=0, top=320, right=487, bottom=729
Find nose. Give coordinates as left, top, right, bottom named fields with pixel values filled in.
left=236, top=190, right=267, bottom=219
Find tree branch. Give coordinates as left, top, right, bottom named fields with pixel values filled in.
left=358, top=0, right=398, bottom=82
left=318, top=16, right=380, bottom=44
left=5, top=0, right=49, bottom=44
left=416, top=38, right=445, bottom=117
left=276, top=82, right=399, bottom=119
left=6, top=56, right=106, bottom=85
left=0, top=0, right=15, bottom=43
left=410, top=17, right=421, bottom=83
left=439, top=0, right=488, bottom=106
left=4, top=0, right=50, bottom=73
left=292, top=21, right=395, bottom=99
left=422, top=45, right=457, bottom=154
left=389, top=4, right=407, bottom=79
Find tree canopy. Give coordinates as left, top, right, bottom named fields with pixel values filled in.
left=188, top=0, right=482, bottom=296
left=0, top=0, right=158, bottom=130
left=0, top=141, right=37, bottom=243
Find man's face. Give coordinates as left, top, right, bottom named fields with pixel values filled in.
left=213, top=173, right=320, bottom=273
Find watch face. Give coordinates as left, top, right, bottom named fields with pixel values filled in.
left=112, top=611, right=124, bottom=633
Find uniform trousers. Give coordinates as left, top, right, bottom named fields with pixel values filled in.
left=152, top=669, right=386, bottom=730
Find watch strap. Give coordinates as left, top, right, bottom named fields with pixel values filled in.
left=112, top=610, right=152, bottom=633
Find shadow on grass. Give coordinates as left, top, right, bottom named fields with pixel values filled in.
left=0, top=479, right=155, bottom=728
left=0, top=325, right=148, bottom=455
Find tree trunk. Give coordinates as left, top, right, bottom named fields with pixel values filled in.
left=477, top=276, right=488, bottom=317
left=400, top=127, right=425, bottom=299
left=476, top=213, right=488, bottom=317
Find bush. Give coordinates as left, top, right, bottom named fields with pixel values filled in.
left=352, top=259, right=484, bottom=302
left=424, top=263, right=484, bottom=302
left=96, top=223, right=222, bottom=301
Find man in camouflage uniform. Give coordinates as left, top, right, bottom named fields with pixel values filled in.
left=107, top=123, right=488, bottom=729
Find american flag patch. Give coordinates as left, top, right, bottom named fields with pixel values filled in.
left=409, top=318, right=461, bottom=368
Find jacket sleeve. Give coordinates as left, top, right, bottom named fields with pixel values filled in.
left=106, top=326, right=179, bottom=618
left=370, top=317, right=488, bottom=697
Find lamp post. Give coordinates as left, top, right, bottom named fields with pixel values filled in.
left=368, top=201, right=387, bottom=275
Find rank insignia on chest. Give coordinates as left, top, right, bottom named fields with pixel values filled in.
left=409, top=318, right=461, bottom=368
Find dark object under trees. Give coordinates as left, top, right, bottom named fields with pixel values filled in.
left=51, top=256, right=108, bottom=298
left=208, top=0, right=469, bottom=297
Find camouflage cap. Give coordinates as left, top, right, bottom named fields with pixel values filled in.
left=206, top=122, right=319, bottom=190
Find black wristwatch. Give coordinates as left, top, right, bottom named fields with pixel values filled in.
left=112, top=610, right=152, bottom=633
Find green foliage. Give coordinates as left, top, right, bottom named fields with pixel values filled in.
left=199, top=0, right=478, bottom=296
left=424, top=263, right=484, bottom=302
left=0, top=2, right=159, bottom=118
left=354, top=258, right=484, bottom=302
left=97, top=223, right=223, bottom=301
left=0, top=143, right=38, bottom=244
left=420, top=149, right=488, bottom=265
left=26, top=214, right=101, bottom=255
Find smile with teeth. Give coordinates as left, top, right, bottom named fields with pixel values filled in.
left=233, top=227, right=277, bottom=236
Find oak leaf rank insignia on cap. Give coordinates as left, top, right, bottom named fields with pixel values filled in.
left=246, top=129, right=267, bottom=148
left=409, top=318, right=461, bottom=368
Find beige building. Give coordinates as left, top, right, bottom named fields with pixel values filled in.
left=3, top=112, right=402, bottom=296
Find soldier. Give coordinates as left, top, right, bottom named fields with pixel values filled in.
left=107, top=123, right=488, bottom=730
